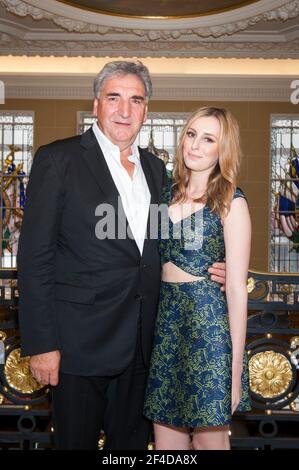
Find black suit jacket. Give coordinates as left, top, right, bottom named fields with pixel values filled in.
left=17, top=127, right=168, bottom=376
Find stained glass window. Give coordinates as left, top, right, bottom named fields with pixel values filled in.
left=270, top=116, right=299, bottom=272
left=0, top=112, right=34, bottom=268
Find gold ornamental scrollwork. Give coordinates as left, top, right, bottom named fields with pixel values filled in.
left=249, top=350, right=293, bottom=398
left=289, top=401, right=297, bottom=411
left=4, top=348, right=44, bottom=394
left=247, top=277, right=255, bottom=294
left=0, top=331, right=7, bottom=342
left=247, top=278, right=269, bottom=301
left=279, top=284, right=293, bottom=294
left=290, top=336, right=299, bottom=349
left=98, top=434, right=106, bottom=450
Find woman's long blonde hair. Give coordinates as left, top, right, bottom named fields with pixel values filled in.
left=172, top=106, right=242, bottom=220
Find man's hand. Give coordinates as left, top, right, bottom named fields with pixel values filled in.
left=208, top=261, right=226, bottom=292
left=30, top=350, right=61, bottom=386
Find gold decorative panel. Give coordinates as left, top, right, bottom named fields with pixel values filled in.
left=249, top=350, right=293, bottom=398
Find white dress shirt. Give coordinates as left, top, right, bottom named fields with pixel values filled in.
left=92, top=122, right=151, bottom=254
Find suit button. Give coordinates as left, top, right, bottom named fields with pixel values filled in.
left=134, top=294, right=143, bottom=301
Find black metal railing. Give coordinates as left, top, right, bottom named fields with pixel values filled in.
left=232, top=270, right=299, bottom=449
left=0, top=269, right=52, bottom=449
left=1, top=268, right=299, bottom=449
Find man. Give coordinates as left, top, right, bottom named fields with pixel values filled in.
left=17, top=61, right=225, bottom=450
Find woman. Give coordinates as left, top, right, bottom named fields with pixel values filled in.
left=144, top=106, right=251, bottom=450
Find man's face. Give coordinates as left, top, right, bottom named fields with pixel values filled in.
left=93, top=73, right=148, bottom=151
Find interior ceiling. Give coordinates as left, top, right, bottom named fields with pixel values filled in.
left=57, top=0, right=260, bottom=17
left=0, top=0, right=299, bottom=60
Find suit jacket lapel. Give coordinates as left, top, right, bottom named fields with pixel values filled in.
left=80, top=128, right=140, bottom=254
left=81, top=128, right=122, bottom=216
left=139, top=148, right=159, bottom=207
left=139, top=148, right=160, bottom=255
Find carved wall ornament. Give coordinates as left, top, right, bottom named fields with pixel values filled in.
left=249, top=350, right=293, bottom=398
left=4, top=348, right=44, bottom=394
left=1, top=34, right=299, bottom=59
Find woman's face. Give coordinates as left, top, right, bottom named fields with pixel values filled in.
left=182, top=115, right=220, bottom=174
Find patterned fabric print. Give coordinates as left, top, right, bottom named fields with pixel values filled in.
left=144, top=182, right=251, bottom=427
left=144, top=280, right=251, bottom=428
left=159, top=183, right=246, bottom=277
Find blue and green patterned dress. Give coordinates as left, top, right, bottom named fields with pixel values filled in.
left=143, top=183, right=251, bottom=428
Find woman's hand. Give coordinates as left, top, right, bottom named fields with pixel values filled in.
left=208, top=261, right=226, bottom=291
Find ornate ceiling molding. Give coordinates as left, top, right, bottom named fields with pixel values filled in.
left=1, top=0, right=299, bottom=58
left=2, top=74, right=297, bottom=102
left=1, top=0, right=299, bottom=39
left=1, top=34, right=299, bottom=59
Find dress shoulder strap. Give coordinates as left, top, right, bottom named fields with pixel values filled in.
left=233, top=187, right=247, bottom=201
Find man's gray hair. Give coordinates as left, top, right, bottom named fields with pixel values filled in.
left=93, top=60, right=152, bottom=102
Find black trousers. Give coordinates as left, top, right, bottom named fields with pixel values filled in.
left=51, top=326, right=151, bottom=450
